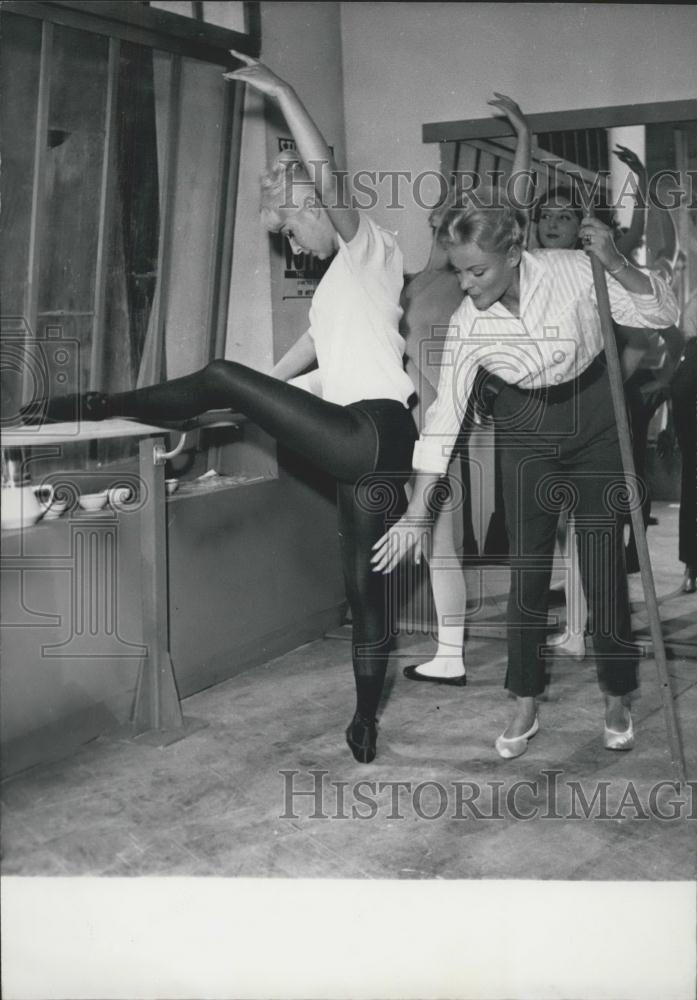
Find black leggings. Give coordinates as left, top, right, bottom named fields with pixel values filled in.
left=108, top=361, right=417, bottom=721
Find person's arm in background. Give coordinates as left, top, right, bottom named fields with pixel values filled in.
left=615, top=326, right=650, bottom=381
left=269, top=330, right=317, bottom=382
left=651, top=208, right=679, bottom=280
left=612, top=145, right=648, bottom=259
left=681, top=290, right=697, bottom=341
left=635, top=324, right=686, bottom=402
left=487, top=93, right=533, bottom=209
left=226, top=52, right=360, bottom=243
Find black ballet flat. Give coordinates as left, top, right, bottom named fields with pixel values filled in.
left=19, top=392, right=110, bottom=425
left=403, top=665, right=467, bottom=687
left=345, top=712, right=377, bottom=764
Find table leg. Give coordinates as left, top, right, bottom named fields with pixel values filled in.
left=131, top=436, right=184, bottom=737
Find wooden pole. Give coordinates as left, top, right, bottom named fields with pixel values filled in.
left=588, top=251, right=686, bottom=780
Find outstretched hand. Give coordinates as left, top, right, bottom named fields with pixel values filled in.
left=224, top=50, right=288, bottom=99
left=613, top=144, right=646, bottom=177
left=487, top=92, right=530, bottom=135
left=371, top=517, right=430, bottom=575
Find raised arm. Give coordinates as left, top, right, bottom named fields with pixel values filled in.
left=652, top=205, right=678, bottom=277
left=612, top=145, right=648, bottom=258
left=487, top=93, right=533, bottom=208
left=225, top=52, right=359, bottom=243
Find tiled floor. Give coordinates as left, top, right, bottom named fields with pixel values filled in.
left=1, top=503, right=695, bottom=879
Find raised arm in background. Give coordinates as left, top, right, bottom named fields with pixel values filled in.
left=612, top=144, right=648, bottom=259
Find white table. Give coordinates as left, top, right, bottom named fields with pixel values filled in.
left=2, top=418, right=217, bottom=745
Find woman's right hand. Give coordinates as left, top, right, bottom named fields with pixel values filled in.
left=613, top=144, right=647, bottom=178
left=371, top=516, right=431, bottom=575
left=487, top=92, right=530, bottom=136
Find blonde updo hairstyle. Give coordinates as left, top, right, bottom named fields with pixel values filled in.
left=435, top=185, right=527, bottom=256
left=259, top=150, right=316, bottom=232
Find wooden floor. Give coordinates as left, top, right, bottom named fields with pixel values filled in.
left=1, top=505, right=695, bottom=881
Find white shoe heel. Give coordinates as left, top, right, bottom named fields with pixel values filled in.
left=604, top=714, right=634, bottom=751
left=545, top=630, right=585, bottom=659
left=495, top=716, right=539, bottom=759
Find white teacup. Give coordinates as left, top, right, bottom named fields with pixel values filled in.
left=165, top=478, right=179, bottom=496
left=79, top=490, right=108, bottom=512
left=1, top=484, right=54, bottom=530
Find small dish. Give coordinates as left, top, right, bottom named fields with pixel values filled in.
left=79, top=490, right=108, bottom=511
left=165, top=478, right=179, bottom=496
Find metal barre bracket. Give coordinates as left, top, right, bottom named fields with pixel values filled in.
left=153, top=432, right=189, bottom=465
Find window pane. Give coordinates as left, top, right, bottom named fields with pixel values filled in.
left=100, top=42, right=166, bottom=394
left=163, top=57, right=225, bottom=377
left=201, top=2, right=247, bottom=31
left=38, top=24, right=109, bottom=393
left=0, top=13, right=42, bottom=317
left=0, top=13, right=42, bottom=423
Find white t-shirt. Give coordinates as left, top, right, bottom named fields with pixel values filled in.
left=304, top=215, right=415, bottom=407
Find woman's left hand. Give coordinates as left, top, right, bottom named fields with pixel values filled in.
left=224, top=50, right=289, bottom=99
left=487, top=92, right=530, bottom=136
left=579, top=218, right=625, bottom=272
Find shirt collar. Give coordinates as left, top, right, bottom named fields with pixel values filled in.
left=456, top=249, right=548, bottom=322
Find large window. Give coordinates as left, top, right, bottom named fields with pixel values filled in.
left=1, top=0, right=259, bottom=473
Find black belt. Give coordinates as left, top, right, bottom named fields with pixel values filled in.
left=473, top=354, right=606, bottom=417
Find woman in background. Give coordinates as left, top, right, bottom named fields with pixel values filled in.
left=671, top=287, right=697, bottom=593
left=401, top=93, right=531, bottom=686
left=533, top=145, right=651, bottom=657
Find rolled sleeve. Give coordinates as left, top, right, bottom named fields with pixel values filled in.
left=412, top=437, right=454, bottom=476
left=412, top=310, right=476, bottom=474
left=606, top=268, right=680, bottom=329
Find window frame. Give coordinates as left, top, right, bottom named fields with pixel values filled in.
left=4, top=1, right=260, bottom=64
left=4, top=0, right=259, bottom=472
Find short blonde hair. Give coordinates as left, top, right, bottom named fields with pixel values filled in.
left=436, top=185, right=527, bottom=254
left=259, top=151, right=315, bottom=232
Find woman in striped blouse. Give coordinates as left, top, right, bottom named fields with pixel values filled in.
left=372, top=189, right=679, bottom=759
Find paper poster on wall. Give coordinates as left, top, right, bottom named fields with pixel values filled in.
left=277, top=137, right=332, bottom=299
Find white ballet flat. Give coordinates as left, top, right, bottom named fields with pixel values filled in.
left=495, top=716, right=539, bottom=759
left=545, top=631, right=585, bottom=659
left=604, top=715, right=634, bottom=751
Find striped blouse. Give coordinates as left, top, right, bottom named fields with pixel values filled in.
left=412, top=249, right=679, bottom=475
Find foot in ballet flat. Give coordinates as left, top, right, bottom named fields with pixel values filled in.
left=495, top=696, right=538, bottom=759
left=345, top=712, right=377, bottom=764
left=544, top=630, right=585, bottom=660
left=403, top=655, right=466, bottom=686
left=603, top=694, right=634, bottom=751
left=19, top=392, right=110, bottom=426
